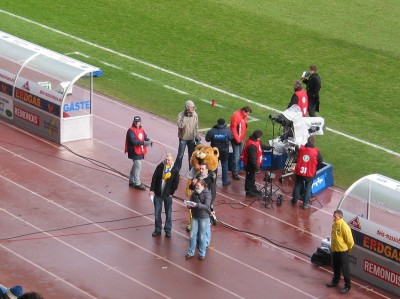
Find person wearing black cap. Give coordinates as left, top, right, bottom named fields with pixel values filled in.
left=125, top=116, right=152, bottom=190
left=205, top=118, right=233, bottom=186
left=241, top=130, right=269, bottom=197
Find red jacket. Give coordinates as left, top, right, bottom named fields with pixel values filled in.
left=125, top=127, right=147, bottom=157
left=294, top=89, right=308, bottom=116
left=230, top=110, right=248, bottom=143
left=294, top=146, right=319, bottom=178
left=241, top=138, right=262, bottom=168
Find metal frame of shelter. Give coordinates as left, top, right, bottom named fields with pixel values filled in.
left=337, top=174, right=400, bottom=296
left=0, top=31, right=100, bottom=143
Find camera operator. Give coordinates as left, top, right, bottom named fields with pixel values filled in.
left=291, top=135, right=323, bottom=209
left=241, top=130, right=271, bottom=197
left=175, top=100, right=201, bottom=172
left=287, top=80, right=308, bottom=116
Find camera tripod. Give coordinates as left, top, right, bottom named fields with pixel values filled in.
left=257, top=169, right=284, bottom=209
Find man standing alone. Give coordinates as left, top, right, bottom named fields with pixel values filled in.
left=230, top=106, right=252, bottom=180
left=125, top=116, right=151, bottom=190
left=326, top=209, right=354, bottom=294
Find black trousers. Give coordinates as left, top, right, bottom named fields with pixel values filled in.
left=245, top=167, right=257, bottom=192
left=332, top=251, right=351, bottom=288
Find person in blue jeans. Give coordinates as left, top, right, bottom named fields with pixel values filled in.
left=185, top=180, right=212, bottom=260
left=205, top=118, right=233, bottom=186
left=149, top=153, right=180, bottom=237
left=187, top=163, right=216, bottom=247
left=230, top=106, right=252, bottom=180
left=175, top=100, right=201, bottom=172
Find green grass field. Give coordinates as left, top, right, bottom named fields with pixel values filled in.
left=1, top=0, right=399, bottom=189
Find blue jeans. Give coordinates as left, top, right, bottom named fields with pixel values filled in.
left=231, top=141, right=243, bottom=175
left=154, top=195, right=172, bottom=232
left=293, top=175, right=313, bottom=206
left=175, top=139, right=196, bottom=172
left=129, top=159, right=142, bottom=185
left=187, top=217, right=208, bottom=257
left=217, top=151, right=229, bottom=184
left=205, top=218, right=211, bottom=247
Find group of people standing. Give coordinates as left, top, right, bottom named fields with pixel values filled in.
left=123, top=66, right=355, bottom=294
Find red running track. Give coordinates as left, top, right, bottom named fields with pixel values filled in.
left=0, top=87, right=396, bottom=299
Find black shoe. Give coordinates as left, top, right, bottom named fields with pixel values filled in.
left=198, top=255, right=205, bottom=260
left=291, top=200, right=297, bottom=206
left=232, top=174, right=240, bottom=180
left=185, top=254, right=194, bottom=259
left=340, top=287, right=350, bottom=294
left=129, top=182, right=134, bottom=187
left=135, top=184, right=146, bottom=190
left=326, top=281, right=338, bottom=287
left=165, top=231, right=171, bottom=237
left=246, top=192, right=258, bottom=197
left=152, top=231, right=161, bottom=237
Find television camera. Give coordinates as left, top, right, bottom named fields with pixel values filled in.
left=267, top=105, right=325, bottom=179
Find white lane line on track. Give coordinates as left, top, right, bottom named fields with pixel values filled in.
left=1, top=9, right=398, bottom=158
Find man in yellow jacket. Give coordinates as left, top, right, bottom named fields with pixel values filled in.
left=326, top=209, right=355, bottom=294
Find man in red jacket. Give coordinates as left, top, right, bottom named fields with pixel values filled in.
left=241, top=130, right=269, bottom=197
left=230, top=106, right=252, bottom=180
left=291, top=136, right=323, bottom=209
left=125, top=116, right=152, bottom=190
left=287, top=80, right=308, bottom=116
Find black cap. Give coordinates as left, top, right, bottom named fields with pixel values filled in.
left=133, top=116, right=141, bottom=122
left=217, top=118, right=225, bottom=125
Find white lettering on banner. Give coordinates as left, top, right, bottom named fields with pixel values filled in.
left=312, top=176, right=324, bottom=188
left=63, top=100, right=91, bottom=112
left=0, top=72, right=15, bottom=83
left=364, top=259, right=400, bottom=287
left=39, top=89, right=62, bottom=103
left=14, top=106, right=40, bottom=126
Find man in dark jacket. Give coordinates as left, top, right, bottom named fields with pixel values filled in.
left=125, top=116, right=152, bottom=190
left=205, top=118, right=234, bottom=186
left=149, top=153, right=180, bottom=237
left=302, top=65, right=321, bottom=117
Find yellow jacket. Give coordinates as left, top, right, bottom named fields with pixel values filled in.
left=331, top=218, right=354, bottom=252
